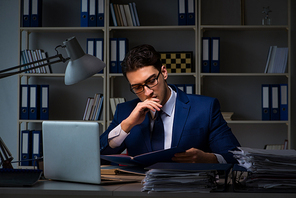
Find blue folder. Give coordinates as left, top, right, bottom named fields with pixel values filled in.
left=262, top=84, right=271, bottom=120
left=210, top=37, right=220, bottom=73
left=22, top=0, right=31, bottom=27
left=117, top=38, right=128, bottom=73
left=21, top=130, right=32, bottom=166
left=20, top=85, right=29, bottom=119
left=279, top=84, right=288, bottom=121
left=202, top=37, right=211, bottom=73
left=187, top=0, right=195, bottom=25
left=270, top=84, right=280, bottom=120
left=40, top=85, right=49, bottom=120
left=32, top=130, right=42, bottom=166
left=178, top=0, right=187, bottom=25
left=96, top=0, right=104, bottom=27
left=110, top=38, right=118, bottom=73
left=81, top=0, right=89, bottom=27
left=88, top=0, right=96, bottom=27
left=29, top=85, right=40, bottom=120
left=31, top=0, right=42, bottom=27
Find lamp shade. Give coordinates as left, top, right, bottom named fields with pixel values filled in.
left=63, top=37, right=106, bottom=85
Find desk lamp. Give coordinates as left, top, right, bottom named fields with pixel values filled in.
left=0, top=36, right=106, bottom=168
left=0, top=36, right=106, bottom=85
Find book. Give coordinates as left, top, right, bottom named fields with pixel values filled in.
left=101, top=147, right=185, bottom=167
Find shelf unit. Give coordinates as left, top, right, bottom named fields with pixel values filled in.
left=16, top=0, right=294, bottom=168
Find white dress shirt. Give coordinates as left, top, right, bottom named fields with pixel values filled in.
left=108, top=86, right=227, bottom=163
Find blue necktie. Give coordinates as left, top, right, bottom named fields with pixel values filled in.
left=151, top=111, right=164, bottom=151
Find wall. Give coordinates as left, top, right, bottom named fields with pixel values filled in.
left=0, top=0, right=19, bottom=167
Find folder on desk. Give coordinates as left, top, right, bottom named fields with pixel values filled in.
left=81, top=0, right=89, bottom=27
left=110, top=38, right=118, bottom=73
left=40, top=85, right=49, bottom=120
left=202, top=37, right=211, bottom=73
left=178, top=0, right=187, bottom=25
left=29, top=85, right=40, bottom=120
left=280, top=84, right=288, bottom=121
left=32, top=130, right=42, bottom=166
left=88, top=0, right=96, bottom=26
left=262, top=84, right=270, bottom=120
left=187, top=0, right=195, bottom=25
left=20, top=85, right=29, bottom=119
left=117, top=38, right=128, bottom=73
left=31, top=0, right=42, bottom=27
left=271, top=84, right=280, bottom=120
left=96, top=0, right=104, bottom=26
left=22, top=0, right=31, bottom=27
left=21, top=130, right=32, bottom=166
left=211, top=37, right=220, bottom=73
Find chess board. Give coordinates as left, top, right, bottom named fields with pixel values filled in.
left=160, top=52, right=193, bottom=73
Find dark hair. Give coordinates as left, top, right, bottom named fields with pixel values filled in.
left=121, top=44, right=162, bottom=78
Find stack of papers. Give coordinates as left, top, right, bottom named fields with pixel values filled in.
left=141, top=163, right=233, bottom=193
left=142, top=169, right=217, bottom=193
left=231, top=147, right=296, bottom=191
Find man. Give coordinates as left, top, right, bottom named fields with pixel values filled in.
left=100, top=44, right=240, bottom=164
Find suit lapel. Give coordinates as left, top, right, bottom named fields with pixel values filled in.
left=170, top=85, right=190, bottom=148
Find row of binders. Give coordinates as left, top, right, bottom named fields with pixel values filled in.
left=175, top=84, right=195, bottom=95
left=81, top=0, right=105, bottom=27
left=202, top=37, right=220, bottom=73
left=264, top=46, right=288, bottom=73
left=178, top=0, right=195, bottom=25
left=83, top=93, right=104, bottom=121
left=262, top=84, right=288, bottom=121
left=21, top=0, right=42, bottom=27
left=110, top=38, right=129, bottom=73
left=20, top=130, right=42, bottom=166
left=20, top=84, right=49, bottom=120
left=110, top=3, right=140, bottom=27
left=110, top=97, right=126, bottom=116
left=21, top=49, right=52, bottom=74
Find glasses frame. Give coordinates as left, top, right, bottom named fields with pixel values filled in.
left=130, top=70, right=161, bottom=94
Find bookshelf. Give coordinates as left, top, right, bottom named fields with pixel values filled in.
left=16, top=0, right=294, bottom=168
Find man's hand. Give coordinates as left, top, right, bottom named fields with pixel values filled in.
left=172, top=148, right=218, bottom=163
left=121, top=98, right=162, bottom=133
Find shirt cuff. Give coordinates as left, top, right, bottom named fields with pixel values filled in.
left=108, top=124, right=129, bottom=148
left=215, top=153, right=227, bottom=164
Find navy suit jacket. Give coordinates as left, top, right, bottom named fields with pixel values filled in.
left=100, top=85, right=240, bottom=163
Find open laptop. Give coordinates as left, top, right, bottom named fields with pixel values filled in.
left=42, top=121, right=137, bottom=185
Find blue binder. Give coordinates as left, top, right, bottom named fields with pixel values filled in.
left=211, top=37, right=220, bottom=73
left=40, top=85, right=49, bottom=120
left=29, top=85, right=40, bottom=120
left=95, top=38, right=104, bottom=73
left=32, top=130, right=42, bottom=166
left=270, top=84, right=280, bottom=120
left=31, top=0, right=42, bottom=27
left=20, top=85, right=29, bottom=119
left=178, top=0, right=187, bottom=25
left=21, top=130, right=32, bottom=166
left=262, top=84, right=270, bottom=120
left=88, top=0, right=96, bottom=26
left=97, top=0, right=104, bottom=27
left=22, top=0, right=31, bottom=27
left=86, top=38, right=95, bottom=56
left=187, top=0, right=195, bottom=25
left=110, top=38, right=118, bottom=73
left=279, top=84, right=288, bottom=121
left=81, top=0, right=89, bottom=27
left=117, top=38, right=128, bottom=73
left=202, top=37, right=211, bottom=73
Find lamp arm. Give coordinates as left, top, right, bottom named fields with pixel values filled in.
left=0, top=54, right=70, bottom=79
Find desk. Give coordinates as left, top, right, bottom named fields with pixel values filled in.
left=1, top=177, right=296, bottom=198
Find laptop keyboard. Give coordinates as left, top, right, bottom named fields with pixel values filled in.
left=0, top=169, right=42, bottom=187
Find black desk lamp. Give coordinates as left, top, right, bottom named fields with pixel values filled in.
left=0, top=36, right=106, bottom=168
left=0, top=36, right=106, bottom=85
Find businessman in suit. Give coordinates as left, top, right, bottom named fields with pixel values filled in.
left=100, top=44, right=240, bottom=164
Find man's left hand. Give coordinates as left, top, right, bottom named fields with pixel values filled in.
left=172, top=148, right=218, bottom=163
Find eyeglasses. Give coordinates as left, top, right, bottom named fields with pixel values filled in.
left=130, top=70, right=161, bottom=94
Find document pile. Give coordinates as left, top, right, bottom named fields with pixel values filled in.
left=141, top=163, right=232, bottom=193
left=142, top=169, right=217, bottom=193
left=231, top=147, right=296, bottom=192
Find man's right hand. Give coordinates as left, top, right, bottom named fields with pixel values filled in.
left=121, top=98, right=162, bottom=133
